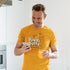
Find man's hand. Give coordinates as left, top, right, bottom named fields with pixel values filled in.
left=42, top=50, right=58, bottom=59
left=14, top=42, right=31, bottom=56
left=42, top=50, right=49, bottom=58
left=21, top=45, right=31, bottom=53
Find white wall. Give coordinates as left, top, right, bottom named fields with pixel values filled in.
left=47, top=0, right=70, bottom=70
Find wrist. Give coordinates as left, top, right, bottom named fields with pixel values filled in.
left=48, top=52, right=58, bottom=59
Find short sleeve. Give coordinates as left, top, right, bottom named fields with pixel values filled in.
left=17, top=28, right=25, bottom=42
left=50, top=30, right=57, bottom=47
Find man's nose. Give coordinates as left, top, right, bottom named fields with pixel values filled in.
left=34, top=19, right=38, bottom=22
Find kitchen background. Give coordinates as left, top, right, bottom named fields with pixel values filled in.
left=0, top=0, right=70, bottom=70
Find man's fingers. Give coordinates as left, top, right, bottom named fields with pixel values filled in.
left=22, top=45, right=28, bottom=49
left=42, top=50, right=48, bottom=54
left=42, top=51, right=49, bottom=58
left=43, top=55, right=47, bottom=58
left=25, top=48, right=31, bottom=52
left=42, top=53, right=46, bottom=56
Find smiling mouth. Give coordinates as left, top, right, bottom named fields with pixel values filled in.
left=33, top=21, right=42, bottom=25
left=37, top=23, right=42, bottom=24
left=36, top=22, right=41, bottom=24
left=33, top=21, right=41, bottom=24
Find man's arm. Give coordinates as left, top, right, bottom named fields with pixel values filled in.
left=49, top=46, right=58, bottom=58
left=14, top=42, right=31, bottom=56
left=42, top=46, right=58, bottom=59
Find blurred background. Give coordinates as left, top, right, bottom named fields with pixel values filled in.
left=0, top=0, right=70, bottom=70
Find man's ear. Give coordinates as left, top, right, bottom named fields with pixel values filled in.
left=44, top=14, right=47, bottom=19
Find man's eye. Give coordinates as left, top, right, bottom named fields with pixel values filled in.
left=33, top=17, right=35, bottom=19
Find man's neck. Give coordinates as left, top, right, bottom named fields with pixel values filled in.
left=33, top=24, right=44, bottom=28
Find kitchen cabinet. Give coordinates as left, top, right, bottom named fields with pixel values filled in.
left=0, top=7, right=7, bottom=44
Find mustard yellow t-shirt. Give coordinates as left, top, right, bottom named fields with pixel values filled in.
left=17, top=24, right=57, bottom=70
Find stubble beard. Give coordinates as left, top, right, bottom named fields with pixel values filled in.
left=33, top=23, right=42, bottom=28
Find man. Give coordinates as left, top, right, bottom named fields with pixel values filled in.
left=14, top=4, right=58, bottom=70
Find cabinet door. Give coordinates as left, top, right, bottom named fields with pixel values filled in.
left=0, top=8, right=7, bottom=43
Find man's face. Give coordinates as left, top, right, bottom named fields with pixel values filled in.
left=32, top=10, right=46, bottom=28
